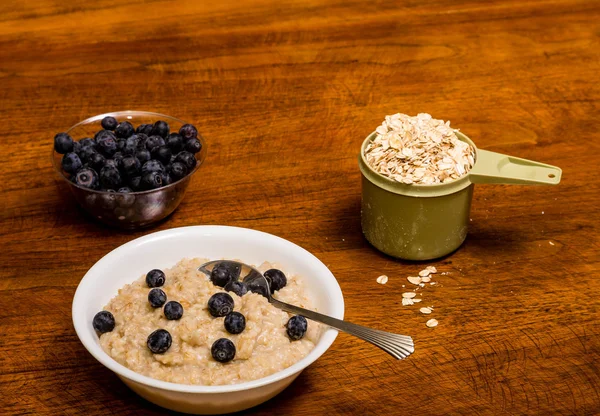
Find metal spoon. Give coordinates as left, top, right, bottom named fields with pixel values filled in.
left=198, top=260, right=414, bottom=360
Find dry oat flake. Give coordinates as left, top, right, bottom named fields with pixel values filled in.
left=364, top=113, right=475, bottom=185
left=426, top=318, right=439, bottom=328
left=376, top=275, right=389, bottom=284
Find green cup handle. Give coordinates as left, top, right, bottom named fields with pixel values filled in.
left=469, top=149, right=562, bottom=185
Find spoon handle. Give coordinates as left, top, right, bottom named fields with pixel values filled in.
left=270, top=298, right=414, bottom=360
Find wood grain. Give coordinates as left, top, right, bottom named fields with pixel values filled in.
left=1, top=0, right=599, bottom=414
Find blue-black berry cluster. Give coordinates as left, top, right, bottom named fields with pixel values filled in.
left=55, top=117, right=202, bottom=192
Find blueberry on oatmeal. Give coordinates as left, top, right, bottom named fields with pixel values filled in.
left=207, top=292, right=234, bottom=317
left=211, top=338, right=235, bottom=363
left=147, top=329, right=172, bottom=354
left=264, top=269, right=287, bottom=293
left=224, top=280, right=248, bottom=297
left=164, top=301, right=184, bottom=320
left=286, top=315, right=307, bottom=341
left=146, top=269, right=166, bottom=287
left=148, top=288, right=167, bottom=308
left=209, top=262, right=241, bottom=287
left=224, top=312, right=246, bottom=334
left=93, top=311, right=115, bottom=334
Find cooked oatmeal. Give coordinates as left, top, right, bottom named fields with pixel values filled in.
left=99, top=258, right=321, bottom=385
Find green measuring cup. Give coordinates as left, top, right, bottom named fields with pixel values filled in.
left=358, top=131, right=562, bottom=261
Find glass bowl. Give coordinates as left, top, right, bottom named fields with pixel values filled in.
left=52, top=111, right=207, bottom=229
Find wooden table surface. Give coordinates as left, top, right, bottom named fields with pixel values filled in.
left=2, top=0, right=599, bottom=415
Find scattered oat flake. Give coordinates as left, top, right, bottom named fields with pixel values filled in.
left=426, top=266, right=437, bottom=273
left=412, top=298, right=422, bottom=303
left=419, top=269, right=431, bottom=277
left=402, top=292, right=417, bottom=299
left=549, top=241, right=555, bottom=246
left=430, top=282, right=437, bottom=285
left=426, top=319, right=439, bottom=328
left=376, top=275, right=388, bottom=285
left=402, top=298, right=414, bottom=306
left=420, top=307, right=432, bottom=314
left=421, top=276, right=431, bottom=283
left=407, top=276, right=421, bottom=285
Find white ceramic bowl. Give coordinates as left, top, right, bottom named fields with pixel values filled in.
left=72, top=226, right=344, bottom=414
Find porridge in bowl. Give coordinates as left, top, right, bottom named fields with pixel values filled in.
left=94, top=258, right=321, bottom=386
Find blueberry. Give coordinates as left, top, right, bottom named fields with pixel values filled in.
left=99, top=166, right=122, bottom=189
left=72, top=141, right=82, bottom=155
left=75, top=167, right=99, bottom=189
left=61, top=152, right=83, bottom=174
left=179, top=124, right=198, bottom=140
left=79, top=137, right=96, bottom=149
left=136, top=123, right=153, bottom=135
left=207, top=292, right=234, bottom=317
left=87, top=152, right=105, bottom=171
left=116, top=139, right=126, bottom=151
left=115, top=121, right=135, bottom=138
left=147, top=329, right=172, bottom=354
left=169, top=162, right=188, bottom=181
left=104, top=159, right=119, bottom=170
left=135, top=149, right=151, bottom=164
left=141, top=172, right=164, bottom=190
left=54, top=132, right=74, bottom=154
left=94, top=129, right=116, bottom=143
left=150, top=120, right=170, bottom=138
left=174, top=151, right=197, bottom=171
left=136, top=133, right=149, bottom=150
left=211, top=338, right=235, bottom=363
left=286, top=315, right=308, bottom=341
left=247, top=281, right=269, bottom=298
left=146, top=269, right=166, bottom=287
left=121, top=156, right=141, bottom=177
left=129, top=175, right=142, bottom=191
left=123, top=135, right=139, bottom=155
left=93, top=311, right=115, bottom=334
left=224, top=280, right=248, bottom=297
left=118, top=186, right=132, bottom=193
left=264, top=269, right=287, bottom=293
left=166, top=133, right=184, bottom=153
left=141, top=159, right=165, bottom=175
left=112, top=152, right=124, bottom=169
left=97, top=134, right=118, bottom=157
left=162, top=172, right=173, bottom=186
left=101, top=116, right=118, bottom=130
left=148, top=288, right=167, bottom=308
left=146, top=135, right=166, bottom=153
left=164, top=301, right=184, bottom=320
left=224, top=312, right=246, bottom=334
left=184, top=138, right=202, bottom=154
left=210, top=262, right=241, bottom=287
left=153, top=145, right=172, bottom=165
left=78, top=146, right=97, bottom=163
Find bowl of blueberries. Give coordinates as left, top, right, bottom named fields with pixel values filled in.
left=52, top=111, right=206, bottom=229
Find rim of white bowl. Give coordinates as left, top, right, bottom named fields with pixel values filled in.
left=72, top=225, right=344, bottom=393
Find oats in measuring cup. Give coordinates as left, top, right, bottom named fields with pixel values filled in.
left=364, top=113, right=475, bottom=185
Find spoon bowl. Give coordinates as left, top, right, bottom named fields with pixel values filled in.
left=199, top=260, right=415, bottom=360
